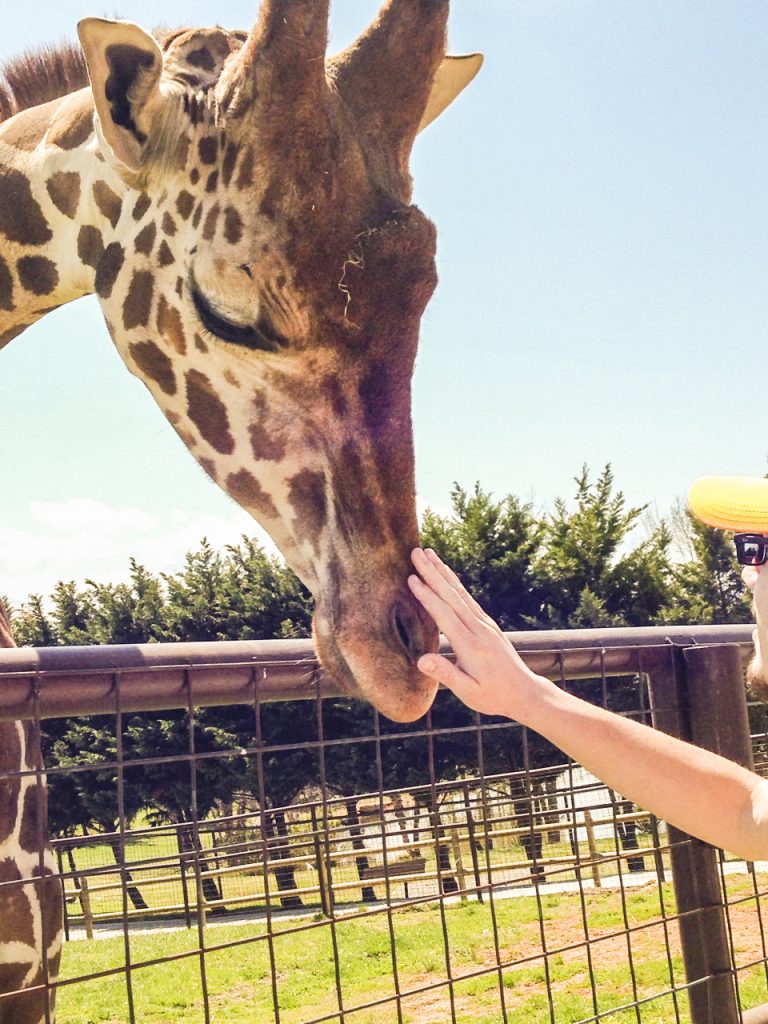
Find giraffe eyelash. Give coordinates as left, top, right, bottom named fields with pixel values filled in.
left=190, top=276, right=287, bottom=353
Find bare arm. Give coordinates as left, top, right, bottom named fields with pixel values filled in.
left=409, top=547, right=768, bottom=862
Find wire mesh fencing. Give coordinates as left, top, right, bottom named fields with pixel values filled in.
left=1, top=625, right=768, bottom=1024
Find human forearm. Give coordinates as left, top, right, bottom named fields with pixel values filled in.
left=408, top=547, right=768, bottom=862
left=522, top=679, right=768, bottom=861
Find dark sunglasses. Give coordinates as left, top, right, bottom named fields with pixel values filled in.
left=735, top=533, right=768, bottom=566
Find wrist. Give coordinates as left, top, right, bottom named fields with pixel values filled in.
left=507, top=669, right=564, bottom=727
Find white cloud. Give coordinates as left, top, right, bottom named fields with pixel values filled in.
left=30, top=498, right=156, bottom=536
left=2, top=494, right=438, bottom=607
left=0, top=499, right=280, bottom=607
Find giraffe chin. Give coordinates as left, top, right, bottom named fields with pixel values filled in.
left=312, top=608, right=439, bottom=724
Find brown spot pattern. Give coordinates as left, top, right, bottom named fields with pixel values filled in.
left=0, top=168, right=51, bottom=245
left=18, top=784, right=43, bottom=855
left=226, top=469, right=278, bottom=519
left=176, top=191, right=194, bottom=220
left=93, top=181, right=122, bottom=229
left=173, top=134, right=191, bottom=172
left=0, top=256, right=14, bottom=311
left=224, top=207, right=243, bottom=245
left=236, top=146, right=255, bottom=189
left=17, top=256, right=58, bottom=295
left=157, top=295, right=187, bottom=354
left=248, top=393, right=285, bottom=461
left=332, top=443, right=382, bottom=546
left=222, top=142, right=238, bottom=187
left=157, top=241, right=175, bottom=267
left=289, top=469, right=328, bottom=543
left=320, top=375, right=348, bottom=418
left=132, top=193, right=151, bottom=220
left=186, top=369, right=234, bottom=454
left=0, top=324, right=27, bottom=349
left=202, top=204, right=220, bottom=241
left=134, top=221, right=156, bottom=255
left=194, top=333, right=209, bottom=353
left=46, top=170, right=80, bottom=219
left=205, top=170, right=219, bottom=193
left=161, top=211, right=177, bottom=236
left=95, top=242, right=125, bottom=299
left=77, top=225, right=104, bottom=269
left=123, top=270, right=154, bottom=329
left=199, top=458, right=217, bottom=480
left=0, top=727, right=22, bottom=844
left=198, top=136, right=217, bottom=164
left=0, top=856, right=36, bottom=949
left=129, top=341, right=176, bottom=395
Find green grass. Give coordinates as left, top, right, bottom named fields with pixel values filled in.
left=55, top=874, right=768, bottom=1024
left=63, top=819, right=667, bottom=924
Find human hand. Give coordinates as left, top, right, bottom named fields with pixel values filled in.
left=407, top=548, right=551, bottom=720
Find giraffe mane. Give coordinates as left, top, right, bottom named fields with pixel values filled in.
left=0, top=28, right=186, bottom=125
left=0, top=42, right=88, bottom=123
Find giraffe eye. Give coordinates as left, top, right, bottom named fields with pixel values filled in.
left=190, top=279, right=287, bottom=353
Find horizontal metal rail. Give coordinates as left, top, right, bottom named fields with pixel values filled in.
left=0, top=624, right=754, bottom=721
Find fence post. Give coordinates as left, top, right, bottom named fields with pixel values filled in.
left=462, top=783, right=483, bottom=901
left=310, top=805, right=332, bottom=917
left=648, top=645, right=747, bottom=1024
left=449, top=824, right=467, bottom=902
left=79, top=876, right=94, bottom=940
left=583, top=810, right=601, bottom=889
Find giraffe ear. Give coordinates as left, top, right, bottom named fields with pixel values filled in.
left=77, top=18, right=164, bottom=173
left=417, top=54, right=484, bottom=134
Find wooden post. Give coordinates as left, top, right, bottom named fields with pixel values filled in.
left=647, top=645, right=744, bottom=1024
left=463, top=783, right=483, bottom=901
left=311, top=805, right=332, bottom=917
left=450, top=825, right=467, bottom=902
left=583, top=810, right=601, bottom=889
left=79, top=876, right=94, bottom=940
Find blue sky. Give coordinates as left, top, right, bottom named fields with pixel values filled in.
left=1, top=1, right=767, bottom=603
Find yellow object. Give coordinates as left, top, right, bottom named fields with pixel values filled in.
left=688, top=476, right=768, bottom=532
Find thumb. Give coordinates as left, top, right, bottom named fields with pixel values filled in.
left=418, top=654, right=479, bottom=698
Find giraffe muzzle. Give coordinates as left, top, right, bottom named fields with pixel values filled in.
left=313, top=586, right=439, bottom=723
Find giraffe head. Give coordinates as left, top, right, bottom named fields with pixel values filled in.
left=76, top=0, right=481, bottom=722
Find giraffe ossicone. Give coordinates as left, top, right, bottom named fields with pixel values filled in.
left=0, top=0, right=481, bottom=725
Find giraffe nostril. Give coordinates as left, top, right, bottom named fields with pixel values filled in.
left=391, top=600, right=425, bottom=665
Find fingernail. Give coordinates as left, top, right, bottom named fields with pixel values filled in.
left=419, top=656, right=437, bottom=674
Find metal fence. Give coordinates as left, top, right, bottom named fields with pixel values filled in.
left=2, top=625, right=768, bottom=1023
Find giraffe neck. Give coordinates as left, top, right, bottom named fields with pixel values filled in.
left=0, top=88, right=122, bottom=349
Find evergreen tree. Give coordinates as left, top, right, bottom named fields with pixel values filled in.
left=662, top=502, right=751, bottom=625
left=534, top=465, right=673, bottom=628
left=421, top=484, right=544, bottom=630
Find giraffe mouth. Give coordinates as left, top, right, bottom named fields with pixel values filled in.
left=312, top=589, right=439, bottom=723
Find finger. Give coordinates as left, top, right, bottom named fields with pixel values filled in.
left=422, top=548, right=503, bottom=630
left=411, top=549, right=480, bottom=630
left=408, top=573, right=474, bottom=646
left=417, top=653, right=480, bottom=700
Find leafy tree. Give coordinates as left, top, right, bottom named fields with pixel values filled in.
left=421, top=483, right=544, bottom=630
left=534, top=465, right=673, bottom=628
left=662, top=502, right=751, bottom=625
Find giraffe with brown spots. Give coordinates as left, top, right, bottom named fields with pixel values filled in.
left=0, top=602, right=62, bottom=1024
left=0, top=2, right=480, bottom=1013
